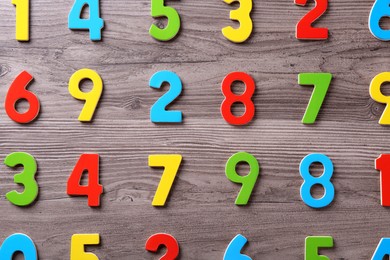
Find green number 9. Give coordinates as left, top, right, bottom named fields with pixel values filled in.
left=5, top=152, right=38, bottom=206
left=225, top=152, right=260, bottom=205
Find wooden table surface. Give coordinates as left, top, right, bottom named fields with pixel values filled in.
left=0, top=0, right=389, bottom=259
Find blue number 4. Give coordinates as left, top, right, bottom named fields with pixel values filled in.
left=149, top=71, right=183, bottom=123
left=68, top=0, right=104, bottom=41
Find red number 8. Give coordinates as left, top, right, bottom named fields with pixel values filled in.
left=5, top=71, right=40, bottom=124
left=221, top=72, right=255, bottom=125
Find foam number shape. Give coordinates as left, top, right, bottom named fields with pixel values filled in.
left=299, top=73, right=332, bottom=124
left=305, top=236, right=333, bottom=260
left=221, top=72, right=255, bottom=125
left=71, top=234, right=100, bottom=260
left=295, top=0, right=328, bottom=40
left=225, top=152, right=259, bottom=205
left=224, top=234, right=251, bottom=260
left=149, top=0, right=181, bottom=41
left=4, top=152, right=38, bottom=207
left=300, top=153, right=334, bottom=208
left=69, top=69, right=103, bottom=122
left=369, top=72, right=390, bottom=125
left=0, top=233, right=37, bottom=260
left=67, top=154, right=103, bottom=207
left=12, top=0, right=29, bottom=41
left=369, top=0, right=390, bottom=41
left=145, top=233, right=179, bottom=260
left=149, top=71, right=183, bottom=123
left=68, top=0, right=104, bottom=41
left=375, top=154, right=390, bottom=206
left=5, top=71, right=40, bottom=124
left=222, top=0, right=253, bottom=43
left=372, top=238, right=390, bottom=260
left=149, top=155, right=182, bottom=206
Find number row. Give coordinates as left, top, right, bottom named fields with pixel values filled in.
left=4, top=70, right=390, bottom=125
left=1, top=233, right=390, bottom=259
left=10, top=0, right=390, bottom=42
left=2, top=152, right=390, bottom=208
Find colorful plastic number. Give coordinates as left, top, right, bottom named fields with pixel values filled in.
left=369, top=72, right=390, bottom=125
left=0, top=233, right=37, bottom=260
left=295, top=0, right=328, bottom=40
left=222, top=0, right=253, bottom=43
left=221, top=72, right=255, bottom=125
left=68, top=0, right=104, bottom=41
left=5, top=71, right=40, bottom=124
left=5, top=152, right=38, bottom=207
left=305, top=236, right=333, bottom=260
left=369, top=0, right=390, bottom=41
left=145, top=233, right=179, bottom=260
left=12, top=0, right=29, bottom=41
left=149, top=154, right=182, bottom=206
left=224, top=234, right=251, bottom=260
left=372, top=238, right=390, bottom=260
left=67, top=154, right=103, bottom=207
left=149, top=0, right=181, bottom=41
left=71, top=234, right=100, bottom=260
left=149, top=71, right=183, bottom=123
left=225, top=152, right=259, bottom=205
left=69, top=69, right=103, bottom=122
left=375, top=154, right=390, bottom=206
left=299, top=73, right=332, bottom=124
left=300, top=153, right=334, bottom=208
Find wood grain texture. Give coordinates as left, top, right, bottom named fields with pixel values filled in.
left=0, top=0, right=389, bottom=259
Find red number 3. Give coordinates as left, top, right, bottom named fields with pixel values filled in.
left=5, top=71, right=40, bottom=124
left=221, top=72, right=255, bottom=125
left=295, top=0, right=328, bottom=40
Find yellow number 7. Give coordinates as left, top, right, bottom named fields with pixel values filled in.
left=149, top=154, right=182, bottom=206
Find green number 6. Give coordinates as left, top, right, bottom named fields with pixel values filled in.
left=225, top=152, right=260, bottom=205
left=149, top=0, right=181, bottom=41
left=5, top=152, right=38, bottom=206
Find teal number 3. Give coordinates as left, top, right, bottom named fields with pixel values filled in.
left=5, top=152, right=38, bottom=206
left=149, top=70, right=183, bottom=123
left=225, top=152, right=260, bottom=205
left=149, top=0, right=181, bottom=41
left=68, top=0, right=104, bottom=41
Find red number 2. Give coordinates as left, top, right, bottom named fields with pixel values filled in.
left=67, top=154, right=103, bottom=207
left=145, top=233, right=179, bottom=260
left=375, top=154, right=390, bottom=207
left=5, top=71, right=40, bottom=123
left=221, top=72, right=255, bottom=125
left=295, top=0, right=328, bottom=40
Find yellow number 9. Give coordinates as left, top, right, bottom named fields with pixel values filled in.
left=222, top=0, right=253, bottom=43
left=69, top=69, right=103, bottom=122
left=370, top=72, right=390, bottom=125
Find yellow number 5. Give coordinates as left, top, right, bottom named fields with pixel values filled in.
left=12, top=0, right=29, bottom=41
left=370, top=72, right=390, bottom=125
left=222, top=0, right=253, bottom=43
left=149, top=154, right=182, bottom=206
left=70, top=234, right=100, bottom=260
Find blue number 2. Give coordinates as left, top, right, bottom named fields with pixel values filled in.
left=68, top=0, right=104, bottom=41
left=149, top=71, right=183, bottom=123
left=224, top=234, right=252, bottom=260
left=0, top=233, right=37, bottom=260
left=369, top=0, right=390, bottom=41
left=300, top=153, right=335, bottom=208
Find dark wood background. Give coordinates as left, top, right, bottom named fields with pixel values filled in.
left=0, top=0, right=389, bottom=259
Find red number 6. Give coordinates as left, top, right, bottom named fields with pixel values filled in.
left=5, top=71, right=40, bottom=123
left=221, top=72, right=255, bottom=125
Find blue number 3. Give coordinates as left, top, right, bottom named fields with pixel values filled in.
left=300, top=153, right=335, bottom=208
left=149, top=71, right=183, bottom=123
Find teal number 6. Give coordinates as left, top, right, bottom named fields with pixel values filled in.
left=225, top=152, right=260, bottom=205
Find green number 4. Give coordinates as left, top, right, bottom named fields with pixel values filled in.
left=299, top=73, right=332, bottom=124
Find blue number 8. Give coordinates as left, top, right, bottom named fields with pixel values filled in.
left=300, top=153, right=334, bottom=208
